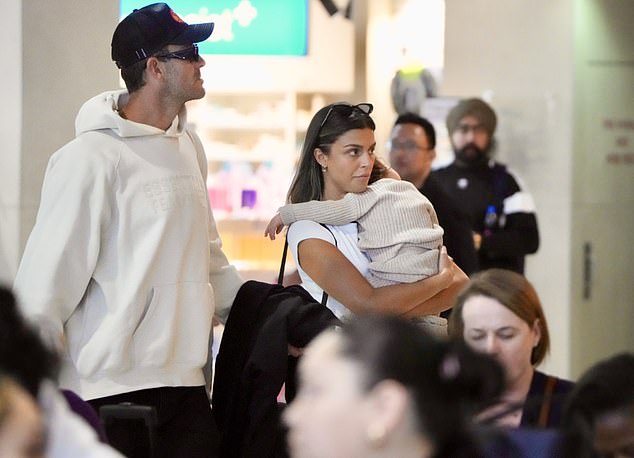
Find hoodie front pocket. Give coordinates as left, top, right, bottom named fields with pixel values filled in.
left=132, top=282, right=213, bottom=369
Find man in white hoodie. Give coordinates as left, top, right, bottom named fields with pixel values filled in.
left=13, top=3, right=244, bottom=456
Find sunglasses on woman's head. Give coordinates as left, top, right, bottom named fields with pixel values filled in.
left=319, top=102, right=374, bottom=131
left=154, top=44, right=201, bottom=63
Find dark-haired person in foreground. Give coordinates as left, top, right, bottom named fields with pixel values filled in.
left=0, top=286, right=121, bottom=457
left=284, top=314, right=505, bottom=458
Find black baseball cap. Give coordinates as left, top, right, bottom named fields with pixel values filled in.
left=111, top=3, right=214, bottom=69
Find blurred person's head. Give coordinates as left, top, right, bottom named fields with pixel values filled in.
left=388, top=113, right=437, bottom=189
left=448, top=269, right=549, bottom=391
left=446, top=98, right=497, bottom=167
left=287, top=102, right=377, bottom=204
left=562, top=352, right=634, bottom=458
left=2, top=287, right=109, bottom=445
left=0, top=286, right=59, bottom=397
left=0, top=374, right=45, bottom=458
left=284, top=314, right=504, bottom=458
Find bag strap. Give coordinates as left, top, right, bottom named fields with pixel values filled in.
left=278, top=224, right=337, bottom=307
left=277, top=239, right=289, bottom=285
left=537, top=375, right=558, bottom=428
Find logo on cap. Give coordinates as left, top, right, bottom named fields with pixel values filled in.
left=169, top=9, right=185, bottom=24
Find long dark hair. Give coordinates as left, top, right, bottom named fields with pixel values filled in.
left=339, top=314, right=504, bottom=458
left=287, top=103, right=376, bottom=204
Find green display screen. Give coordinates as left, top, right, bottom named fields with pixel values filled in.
left=120, top=0, right=309, bottom=56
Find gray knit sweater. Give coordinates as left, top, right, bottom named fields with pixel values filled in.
left=279, top=178, right=444, bottom=286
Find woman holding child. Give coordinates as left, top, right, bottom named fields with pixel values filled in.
left=273, top=102, right=467, bottom=322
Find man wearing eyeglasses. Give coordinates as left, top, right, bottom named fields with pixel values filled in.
left=432, top=98, right=539, bottom=274
left=13, top=3, right=243, bottom=456
left=388, top=113, right=478, bottom=277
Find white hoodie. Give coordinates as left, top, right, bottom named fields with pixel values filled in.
left=14, top=90, right=243, bottom=400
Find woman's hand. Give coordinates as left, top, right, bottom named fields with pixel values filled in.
left=264, top=213, right=285, bottom=240
left=403, top=247, right=469, bottom=318
left=438, top=245, right=450, bottom=271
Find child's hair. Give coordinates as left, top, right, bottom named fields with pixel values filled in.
left=369, top=158, right=391, bottom=184
left=338, top=314, right=504, bottom=458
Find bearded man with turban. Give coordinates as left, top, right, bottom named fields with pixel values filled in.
left=433, top=98, right=539, bottom=273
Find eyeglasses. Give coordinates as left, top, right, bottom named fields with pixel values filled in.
left=319, top=103, right=374, bottom=132
left=154, top=44, right=201, bottom=63
left=455, top=123, right=488, bottom=135
left=389, top=139, right=432, bottom=154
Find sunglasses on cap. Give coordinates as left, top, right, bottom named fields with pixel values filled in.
left=319, top=103, right=374, bottom=131
left=154, top=44, right=201, bottom=63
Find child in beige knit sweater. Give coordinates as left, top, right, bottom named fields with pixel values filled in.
left=265, top=178, right=444, bottom=288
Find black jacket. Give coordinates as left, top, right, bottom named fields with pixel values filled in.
left=420, top=174, right=479, bottom=275
left=433, top=160, right=539, bottom=273
left=212, top=280, right=339, bottom=458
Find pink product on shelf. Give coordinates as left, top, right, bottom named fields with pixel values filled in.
left=208, top=186, right=231, bottom=212
left=208, top=163, right=234, bottom=212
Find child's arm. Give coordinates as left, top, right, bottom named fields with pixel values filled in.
left=264, top=212, right=285, bottom=240
left=281, top=193, right=369, bottom=225
left=264, top=195, right=360, bottom=240
left=264, top=188, right=383, bottom=240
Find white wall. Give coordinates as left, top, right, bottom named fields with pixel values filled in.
left=570, top=0, right=634, bottom=376
left=18, top=1, right=119, bottom=257
left=0, top=0, right=22, bottom=285
left=365, top=0, right=407, bottom=162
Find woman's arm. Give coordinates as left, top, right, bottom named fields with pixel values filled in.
left=401, top=262, right=469, bottom=317
left=297, top=238, right=454, bottom=315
